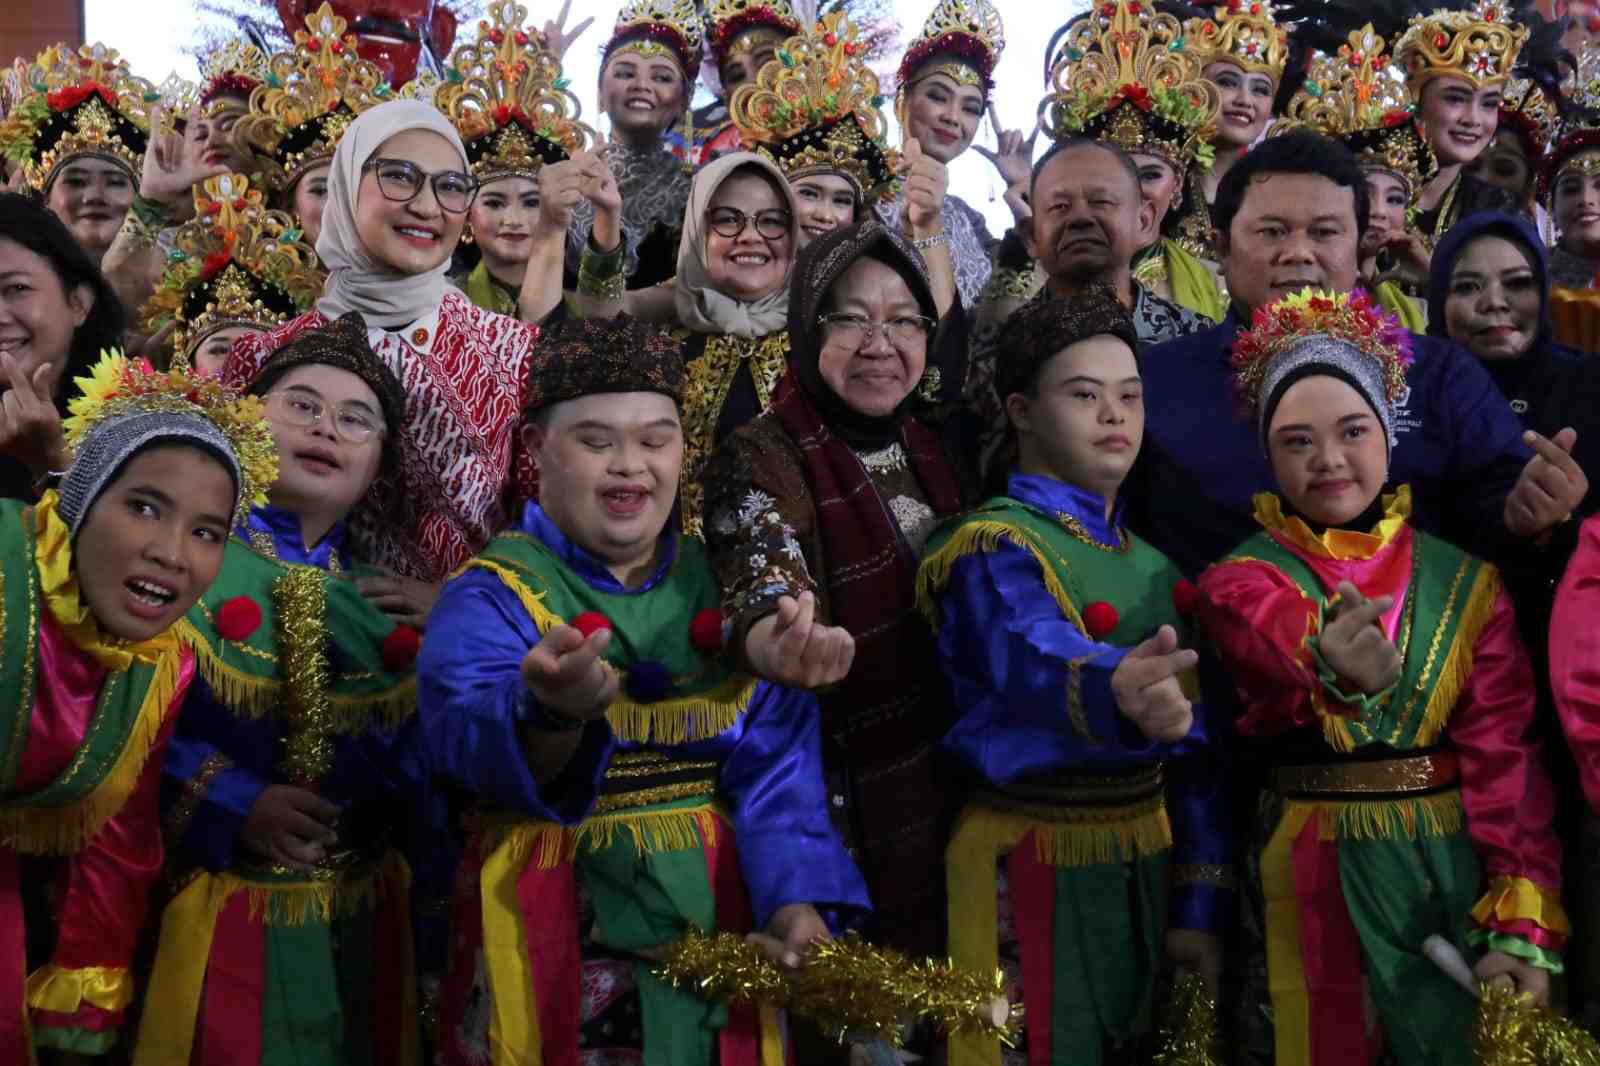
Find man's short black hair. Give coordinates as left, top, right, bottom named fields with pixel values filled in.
left=1029, top=137, right=1143, bottom=204
left=1211, top=130, right=1371, bottom=248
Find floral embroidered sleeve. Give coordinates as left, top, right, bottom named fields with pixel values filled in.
left=703, top=426, right=820, bottom=651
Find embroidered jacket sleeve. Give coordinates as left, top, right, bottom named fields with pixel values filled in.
left=1451, top=581, right=1568, bottom=968
left=29, top=658, right=192, bottom=1054
left=1196, top=558, right=1325, bottom=735
left=1551, top=515, right=1600, bottom=814
left=718, top=681, right=871, bottom=931
left=158, top=681, right=268, bottom=874
left=417, top=569, right=613, bottom=823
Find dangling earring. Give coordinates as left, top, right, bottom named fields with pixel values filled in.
left=461, top=223, right=475, bottom=245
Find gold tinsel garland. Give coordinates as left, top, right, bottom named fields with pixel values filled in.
left=1475, top=982, right=1600, bottom=1066
left=1150, top=973, right=1222, bottom=1066
left=656, top=929, right=1020, bottom=1046
left=274, top=566, right=335, bottom=785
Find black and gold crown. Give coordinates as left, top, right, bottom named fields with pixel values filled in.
left=1394, top=0, right=1529, bottom=95
left=435, top=0, right=593, bottom=181
left=896, top=0, right=1006, bottom=93
left=1497, top=75, right=1558, bottom=159
left=1044, top=0, right=1221, bottom=177
left=0, top=42, right=155, bottom=194
left=705, top=0, right=804, bottom=68
left=1542, top=49, right=1600, bottom=201
left=1187, top=0, right=1292, bottom=84
left=139, top=174, right=322, bottom=366
left=237, top=4, right=390, bottom=195
left=603, top=0, right=705, bottom=80
left=730, top=12, right=898, bottom=205
left=1279, top=26, right=1437, bottom=196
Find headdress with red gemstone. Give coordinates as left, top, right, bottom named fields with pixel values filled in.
left=1541, top=48, right=1600, bottom=201
left=1393, top=0, right=1531, bottom=96
left=705, top=0, right=804, bottom=71
left=0, top=42, right=155, bottom=194
left=1185, top=0, right=1292, bottom=85
left=198, top=40, right=271, bottom=108
left=603, top=0, right=706, bottom=81
left=1231, top=288, right=1415, bottom=454
left=895, top=0, right=1006, bottom=95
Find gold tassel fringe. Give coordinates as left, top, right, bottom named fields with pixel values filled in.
left=1297, top=792, right=1463, bottom=843
left=1475, top=981, right=1600, bottom=1066
left=501, top=803, right=722, bottom=869
left=968, top=802, right=1173, bottom=869
left=1415, top=565, right=1500, bottom=748
left=916, top=521, right=1084, bottom=633
left=1151, top=972, right=1223, bottom=1066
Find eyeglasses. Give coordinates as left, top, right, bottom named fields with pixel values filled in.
left=361, top=158, right=480, bottom=214
left=818, top=312, right=935, bottom=348
left=267, top=391, right=386, bottom=444
left=706, top=206, right=793, bottom=240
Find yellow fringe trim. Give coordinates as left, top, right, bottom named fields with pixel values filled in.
left=1470, top=875, right=1572, bottom=937
left=176, top=618, right=418, bottom=732
left=0, top=647, right=183, bottom=855
left=497, top=802, right=723, bottom=870
left=467, top=559, right=757, bottom=744
left=1411, top=564, right=1501, bottom=748
left=26, top=963, right=132, bottom=1013
left=916, top=520, right=1084, bottom=634
left=1286, top=790, right=1464, bottom=843
left=968, top=802, right=1173, bottom=869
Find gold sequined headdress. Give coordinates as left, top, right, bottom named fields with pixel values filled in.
left=604, top=0, right=705, bottom=80
left=435, top=0, right=593, bottom=181
left=896, top=0, right=1006, bottom=93
left=139, top=174, right=322, bottom=365
left=1278, top=26, right=1438, bottom=196
left=1394, top=0, right=1530, bottom=95
left=237, top=3, right=391, bottom=194
left=198, top=40, right=271, bottom=108
left=730, top=12, right=899, bottom=205
left=1187, top=0, right=1292, bottom=84
left=1043, top=0, right=1221, bottom=176
left=706, top=0, right=804, bottom=69
left=0, top=42, right=155, bottom=193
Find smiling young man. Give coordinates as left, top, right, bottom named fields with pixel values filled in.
left=1134, top=130, right=1582, bottom=578
left=418, top=315, right=867, bottom=1066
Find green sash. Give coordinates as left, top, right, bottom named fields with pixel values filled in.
left=0, top=499, right=177, bottom=854
left=1225, top=526, right=1498, bottom=752
left=463, top=531, right=755, bottom=744
left=461, top=261, right=518, bottom=317
left=1163, top=238, right=1227, bottom=323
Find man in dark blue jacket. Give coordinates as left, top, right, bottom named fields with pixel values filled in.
left=1134, top=130, right=1587, bottom=576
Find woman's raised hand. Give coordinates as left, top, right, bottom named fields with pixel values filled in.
left=540, top=0, right=595, bottom=62
left=0, top=353, right=66, bottom=479
left=971, top=105, right=1039, bottom=224
left=897, top=138, right=948, bottom=241
left=139, top=103, right=230, bottom=207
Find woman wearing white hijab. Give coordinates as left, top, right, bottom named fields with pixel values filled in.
left=222, top=100, right=557, bottom=592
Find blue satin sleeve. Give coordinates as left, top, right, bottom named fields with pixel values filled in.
left=417, top=569, right=614, bottom=823
left=1164, top=649, right=1233, bottom=933
left=718, top=681, right=871, bottom=931
left=160, top=687, right=269, bottom=872
left=934, top=544, right=1199, bottom=778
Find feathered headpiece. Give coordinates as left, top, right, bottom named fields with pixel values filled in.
left=1542, top=48, right=1600, bottom=200
left=729, top=12, right=898, bottom=206
left=0, top=42, right=155, bottom=194
left=60, top=351, right=279, bottom=530
left=1043, top=0, right=1221, bottom=177
left=139, top=174, right=321, bottom=364
left=603, top=0, right=705, bottom=80
left=235, top=3, right=392, bottom=194
left=895, top=0, right=1006, bottom=94
left=705, top=0, right=804, bottom=70
left=1232, top=288, right=1415, bottom=451
left=1186, top=0, right=1292, bottom=84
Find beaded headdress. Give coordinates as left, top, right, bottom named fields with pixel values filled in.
left=1541, top=49, right=1600, bottom=200
left=730, top=12, right=899, bottom=206
left=435, top=0, right=593, bottom=182
left=1394, top=0, right=1530, bottom=95
left=59, top=351, right=278, bottom=532
left=139, top=174, right=321, bottom=365
left=1186, top=0, right=1292, bottom=84
left=994, top=282, right=1141, bottom=401
left=603, top=0, right=705, bottom=80
left=198, top=40, right=271, bottom=108
left=0, top=43, right=155, bottom=193
left=236, top=3, right=391, bottom=194
left=706, top=0, right=804, bottom=69
left=1278, top=26, right=1438, bottom=196
left=1043, top=0, right=1221, bottom=177
left=895, top=0, right=1006, bottom=94
left=1231, top=288, right=1414, bottom=452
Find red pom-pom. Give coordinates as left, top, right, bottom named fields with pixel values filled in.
left=571, top=611, right=613, bottom=639
left=690, top=608, right=725, bottom=654
left=216, top=596, right=263, bottom=641
left=1082, top=601, right=1119, bottom=641
left=382, top=625, right=422, bottom=671
left=1172, top=580, right=1199, bottom=617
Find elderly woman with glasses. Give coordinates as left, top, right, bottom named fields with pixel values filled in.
left=222, top=100, right=570, bottom=614
left=703, top=219, right=976, bottom=971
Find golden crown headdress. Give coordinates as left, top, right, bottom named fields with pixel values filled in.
left=237, top=3, right=390, bottom=193
left=896, top=0, right=1006, bottom=92
left=1187, top=0, right=1291, bottom=83
left=1497, top=75, right=1558, bottom=157
left=1043, top=0, right=1221, bottom=176
left=198, top=40, right=271, bottom=108
left=0, top=42, right=155, bottom=193
left=1394, top=0, right=1529, bottom=94
left=64, top=351, right=278, bottom=527
left=1542, top=48, right=1600, bottom=199
left=604, top=0, right=705, bottom=80
left=435, top=0, right=594, bottom=181
left=1279, top=26, right=1437, bottom=195
left=139, top=174, right=322, bottom=365
left=706, top=0, right=804, bottom=65
left=730, top=12, right=899, bottom=205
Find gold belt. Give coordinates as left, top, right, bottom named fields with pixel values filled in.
left=593, top=750, right=719, bottom=814
left=1269, top=752, right=1459, bottom=798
